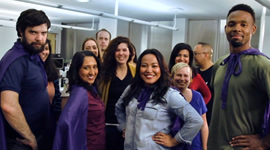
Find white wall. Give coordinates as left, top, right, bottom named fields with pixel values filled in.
left=0, top=26, right=17, bottom=59
left=172, top=18, right=188, bottom=47
left=188, top=19, right=219, bottom=62
left=262, top=16, right=270, bottom=57
left=117, top=20, right=129, bottom=37
left=0, top=23, right=63, bottom=60
left=148, top=21, right=173, bottom=62
left=129, top=23, right=149, bottom=56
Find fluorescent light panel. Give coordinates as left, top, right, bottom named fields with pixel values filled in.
left=120, top=0, right=170, bottom=12
left=14, top=0, right=178, bottom=31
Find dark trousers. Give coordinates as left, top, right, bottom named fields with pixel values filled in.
left=6, top=135, right=53, bottom=150
left=7, top=138, right=32, bottom=150
left=106, top=125, right=124, bottom=150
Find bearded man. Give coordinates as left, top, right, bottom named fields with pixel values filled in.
left=0, top=9, right=51, bottom=150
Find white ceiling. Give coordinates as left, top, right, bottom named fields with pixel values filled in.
left=0, top=0, right=269, bottom=26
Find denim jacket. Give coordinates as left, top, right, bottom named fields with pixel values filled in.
left=115, top=86, right=203, bottom=150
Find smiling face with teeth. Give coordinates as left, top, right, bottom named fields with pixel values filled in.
left=225, top=10, right=256, bottom=52
left=140, top=54, right=161, bottom=86
left=39, top=42, right=50, bottom=62
left=115, top=42, right=130, bottom=65
left=79, top=56, right=99, bottom=85
left=172, top=66, right=192, bottom=91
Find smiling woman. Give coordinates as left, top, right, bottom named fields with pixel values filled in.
left=53, top=51, right=105, bottom=150
left=98, top=36, right=135, bottom=150
left=115, top=49, right=203, bottom=149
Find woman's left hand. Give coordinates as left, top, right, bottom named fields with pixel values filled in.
left=152, top=132, right=179, bottom=147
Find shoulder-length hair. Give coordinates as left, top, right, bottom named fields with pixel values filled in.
left=43, top=39, right=59, bottom=81
left=101, top=36, right=134, bottom=83
left=123, top=49, right=171, bottom=106
left=168, top=43, right=197, bottom=77
left=81, top=37, right=101, bottom=60
left=67, top=51, right=101, bottom=95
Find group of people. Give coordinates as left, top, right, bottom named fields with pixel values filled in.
left=0, top=3, right=270, bottom=150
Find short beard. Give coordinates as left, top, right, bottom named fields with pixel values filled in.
left=231, top=40, right=243, bottom=48
left=21, top=35, right=45, bottom=55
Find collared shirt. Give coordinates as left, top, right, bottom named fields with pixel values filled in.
left=115, top=87, right=203, bottom=150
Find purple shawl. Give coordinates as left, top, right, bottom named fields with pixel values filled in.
left=0, top=40, right=47, bottom=150
left=137, top=87, right=154, bottom=111
left=220, top=48, right=269, bottom=109
left=0, top=40, right=28, bottom=150
left=219, top=48, right=270, bottom=137
left=52, top=85, right=88, bottom=150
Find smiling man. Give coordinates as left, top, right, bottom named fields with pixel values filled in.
left=208, top=4, right=270, bottom=150
left=0, top=9, right=51, bottom=150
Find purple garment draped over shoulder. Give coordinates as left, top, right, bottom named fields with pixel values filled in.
left=220, top=48, right=269, bottom=109
left=219, top=48, right=270, bottom=138
left=137, top=87, right=154, bottom=111
left=52, top=85, right=88, bottom=150
left=0, top=40, right=29, bottom=150
left=0, top=40, right=47, bottom=150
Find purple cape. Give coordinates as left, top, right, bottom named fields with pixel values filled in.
left=52, top=85, right=88, bottom=150
left=0, top=40, right=29, bottom=150
left=0, top=39, right=47, bottom=150
left=219, top=48, right=270, bottom=138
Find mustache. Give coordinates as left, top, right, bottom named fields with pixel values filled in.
left=31, top=42, right=42, bottom=45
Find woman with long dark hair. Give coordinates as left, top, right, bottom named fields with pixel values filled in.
left=98, top=36, right=135, bottom=150
left=53, top=51, right=105, bottom=150
left=39, top=39, right=61, bottom=120
left=115, top=49, right=203, bottom=149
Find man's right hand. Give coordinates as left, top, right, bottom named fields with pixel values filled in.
left=16, top=136, right=38, bottom=150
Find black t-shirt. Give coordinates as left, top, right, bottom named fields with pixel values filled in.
left=105, top=68, right=133, bottom=124
left=198, top=66, right=213, bottom=89
left=198, top=65, right=213, bottom=124
left=0, top=56, right=50, bottom=139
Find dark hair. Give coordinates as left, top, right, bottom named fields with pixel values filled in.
left=101, top=36, right=134, bottom=83
left=168, top=43, right=197, bottom=77
left=123, top=49, right=171, bottom=106
left=43, top=39, right=59, bottom=81
left=16, top=9, right=51, bottom=37
left=67, top=51, right=101, bottom=95
left=130, top=42, right=137, bottom=63
left=81, top=37, right=101, bottom=60
left=96, top=28, right=111, bottom=40
left=227, top=4, right=255, bottom=23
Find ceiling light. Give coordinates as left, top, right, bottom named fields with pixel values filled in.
left=72, top=0, right=89, bottom=2
left=15, top=0, right=178, bottom=31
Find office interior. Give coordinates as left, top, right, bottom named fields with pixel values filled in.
left=0, top=0, right=270, bottom=67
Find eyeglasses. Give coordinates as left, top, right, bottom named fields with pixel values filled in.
left=194, top=52, right=209, bottom=56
